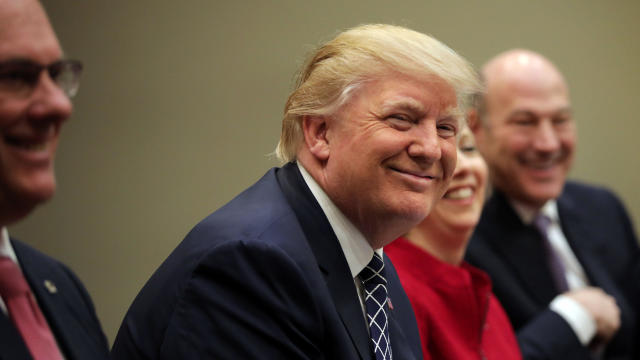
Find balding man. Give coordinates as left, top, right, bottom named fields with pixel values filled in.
left=466, top=49, right=639, bottom=359
left=0, top=0, right=109, bottom=359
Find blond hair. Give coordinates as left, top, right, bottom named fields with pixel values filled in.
left=276, top=24, right=481, bottom=163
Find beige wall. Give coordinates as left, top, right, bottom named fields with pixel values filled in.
left=13, top=0, right=640, bottom=344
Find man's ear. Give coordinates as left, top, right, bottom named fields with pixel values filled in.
left=301, top=115, right=330, bottom=161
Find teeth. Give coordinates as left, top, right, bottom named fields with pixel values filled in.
left=445, top=187, right=473, bottom=199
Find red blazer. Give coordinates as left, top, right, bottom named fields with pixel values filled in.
left=386, top=237, right=522, bottom=360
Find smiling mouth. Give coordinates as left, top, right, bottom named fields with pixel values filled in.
left=443, top=186, right=473, bottom=199
left=4, top=135, right=50, bottom=152
left=520, top=153, right=566, bottom=170
left=389, top=167, right=435, bottom=180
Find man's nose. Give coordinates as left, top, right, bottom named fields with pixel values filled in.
left=532, top=119, right=560, bottom=152
left=407, top=123, right=441, bottom=161
left=27, top=71, right=73, bottom=124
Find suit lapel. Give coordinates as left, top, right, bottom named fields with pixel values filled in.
left=12, top=241, right=81, bottom=360
left=0, top=312, right=32, bottom=360
left=482, top=191, right=558, bottom=305
left=276, top=163, right=372, bottom=360
left=385, top=256, right=421, bottom=360
left=558, top=195, right=631, bottom=308
left=558, top=191, right=637, bottom=353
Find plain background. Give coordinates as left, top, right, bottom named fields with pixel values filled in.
left=13, top=0, right=640, bottom=344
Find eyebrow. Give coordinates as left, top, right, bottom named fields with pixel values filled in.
left=509, top=107, right=572, bottom=118
left=380, top=97, right=426, bottom=115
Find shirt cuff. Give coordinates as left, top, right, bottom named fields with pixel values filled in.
left=549, top=295, right=597, bottom=345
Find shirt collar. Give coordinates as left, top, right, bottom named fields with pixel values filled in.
left=509, top=198, right=559, bottom=225
left=297, top=162, right=380, bottom=278
left=0, top=227, right=19, bottom=264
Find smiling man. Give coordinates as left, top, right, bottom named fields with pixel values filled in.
left=466, top=49, right=640, bottom=359
left=111, top=24, right=480, bottom=359
left=0, top=0, right=109, bottom=359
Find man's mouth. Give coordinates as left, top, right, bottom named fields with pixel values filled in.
left=389, top=167, right=435, bottom=180
left=4, top=135, right=49, bottom=151
left=520, top=153, right=564, bottom=170
left=3, top=125, right=56, bottom=152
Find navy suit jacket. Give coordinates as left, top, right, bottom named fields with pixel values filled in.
left=111, top=163, right=423, bottom=359
left=0, top=239, right=109, bottom=360
left=466, top=182, right=640, bottom=360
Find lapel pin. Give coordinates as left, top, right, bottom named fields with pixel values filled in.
left=44, top=280, right=58, bottom=294
left=387, top=297, right=393, bottom=310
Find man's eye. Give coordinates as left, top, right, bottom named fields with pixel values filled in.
left=389, top=114, right=411, bottom=122
left=513, top=118, right=535, bottom=126
left=0, top=69, right=38, bottom=88
left=387, top=114, right=413, bottom=130
left=437, top=124, right=456, bottom=138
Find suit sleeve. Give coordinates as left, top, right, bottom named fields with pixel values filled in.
left=58, top=264, right=110, bottom=356
left=158, top=240, right=325, bottom=359
left=517, top=308, right=594, bottom=360
left=608, top=191, right=640, bottom=359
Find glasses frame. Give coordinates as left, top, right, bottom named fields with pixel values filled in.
left=0, top=59, right=84, bottom=98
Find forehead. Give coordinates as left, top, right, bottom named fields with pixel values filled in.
left=350, top=73, right=458, bottom=115
left=0, top=0, right=62, bottom=62
left=488, top=67, right=570, bottom=118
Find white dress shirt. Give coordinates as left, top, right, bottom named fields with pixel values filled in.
left=510, top=200, right=597, bottom=345
left=297, top=162, right=382, bottom=320
left=0, top=226, right=20, bottom=315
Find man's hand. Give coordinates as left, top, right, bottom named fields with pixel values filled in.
left=565, top=287, right=620, bottom=343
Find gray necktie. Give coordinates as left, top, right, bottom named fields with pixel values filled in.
left=533, top=214, right=570, bottom=293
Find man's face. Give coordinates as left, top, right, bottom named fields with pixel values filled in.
left=0, top=0, right=72, bottom=223
left=475, top=69, right=575, bottom=208
left=322, top=74, right=459, bottom=245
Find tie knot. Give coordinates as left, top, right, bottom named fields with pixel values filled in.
left=0, top=256, right=30, bottom=298
left=533, top=213, right=552, bottom=234
left=360, top=253, right=386, bottom=287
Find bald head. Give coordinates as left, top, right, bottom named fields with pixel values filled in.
left=481, top=49, right=569, bottom=122
left=472, top=49, right=576, bottom=208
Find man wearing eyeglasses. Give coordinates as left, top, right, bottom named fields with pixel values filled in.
left=0, top=0, right=109, bottom=359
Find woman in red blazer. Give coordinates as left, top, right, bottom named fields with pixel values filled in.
left=386, top=124, right=522, bottom=360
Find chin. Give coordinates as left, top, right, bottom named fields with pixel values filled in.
left=392, top=204, right=431, bottom=229
left=526, top=187, right=563, bottom=206
left=16, top=181, right=57, bottom=207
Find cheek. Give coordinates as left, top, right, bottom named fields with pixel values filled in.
left=560, top=133, right=577, bottom=153
left=441, top=140, right=458, bottom=180
left=474, top=159, right=489, bottom=189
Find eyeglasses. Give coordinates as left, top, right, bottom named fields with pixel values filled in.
left=0, top=59, right=83, bottom=98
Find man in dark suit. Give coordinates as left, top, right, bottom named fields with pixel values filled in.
left=0, top=0, right=110, bottom=359
left=467, top=49, right=640, bottom=359
left=111, top=24, right=481, bottom=359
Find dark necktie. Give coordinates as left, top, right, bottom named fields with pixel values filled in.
left=0, top=256, right=63, bottom=360
left=533, top=214, right=570, bottom=293
left=360, top=253, right=392, bottom=360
